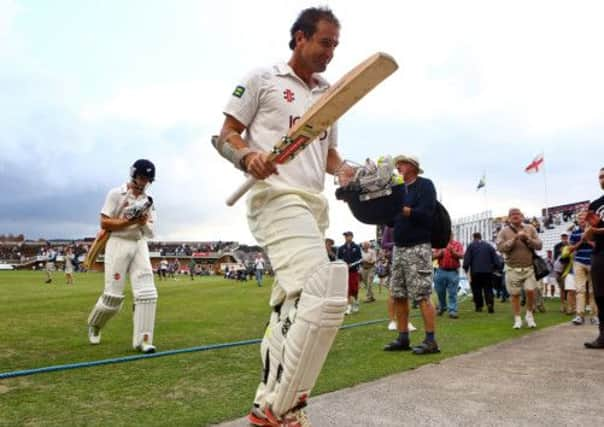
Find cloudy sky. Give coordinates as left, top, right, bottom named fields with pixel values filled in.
left=1, top=0, right=603, bottom=244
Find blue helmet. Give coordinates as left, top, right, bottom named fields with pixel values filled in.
left=130, top=159, right=156, bottom=182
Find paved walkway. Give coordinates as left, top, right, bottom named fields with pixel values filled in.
left=216, top=323, right=604, bottom=426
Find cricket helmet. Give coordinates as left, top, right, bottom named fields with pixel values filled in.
left=130, top=159, right=156, bottom=182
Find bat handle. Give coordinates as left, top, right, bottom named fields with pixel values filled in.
left=226, top=176, right=258, bottom=206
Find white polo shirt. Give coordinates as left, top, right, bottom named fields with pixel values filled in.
left=101, top=184, right=156, bottom=240
left=224, top=63, right=338, bottom=193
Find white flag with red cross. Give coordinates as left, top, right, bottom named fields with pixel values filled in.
left=524, top=153, right=544, bottom=174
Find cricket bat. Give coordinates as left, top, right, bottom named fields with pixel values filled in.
left=225, top=52, right=398, bottom=206
left=83, top=229, right=110, bottom=270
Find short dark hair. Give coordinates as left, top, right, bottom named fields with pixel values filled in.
left=473, top=232, right=482, bottom=240
left=289, top=7, right=340, bottom=50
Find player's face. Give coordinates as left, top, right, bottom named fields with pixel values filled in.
left=300, top=20, right=339, bottom=73
left=132, top=175, right=150, bottom=193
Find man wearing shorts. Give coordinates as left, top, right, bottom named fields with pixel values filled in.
left=384, top=155, right=439, bottom=355
left=496, top=208, right=543, bottom=329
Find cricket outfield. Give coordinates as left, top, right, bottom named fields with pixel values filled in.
left=0, top=271, right=568, bottom=426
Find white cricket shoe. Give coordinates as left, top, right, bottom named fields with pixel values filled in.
left=88, top=326, right=101, bottom=345
left=591, top=317, right=600, bottom=325
left=345, top=305, right=352, bottom=315
left=137, top=342, right=156, bottom=354
left=408, top=322, right=417, bottom=332
left=388, top=320, right=397, bottom=331
left=513, top=317, right=522, bottom=329
left=525, top=311, right=537, bottom=328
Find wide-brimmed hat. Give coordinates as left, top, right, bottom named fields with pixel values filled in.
left=393, top=155, right=424, bottom=174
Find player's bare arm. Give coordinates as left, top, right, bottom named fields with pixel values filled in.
left=219, top=115, right=277, bottom=179
left=326, top=148, right=354, bottom=186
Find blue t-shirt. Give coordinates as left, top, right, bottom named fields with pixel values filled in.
left=569, top=228, right=592, bottom=265
left=393, top=176, right=436, bottom=247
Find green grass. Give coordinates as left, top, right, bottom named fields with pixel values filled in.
left=0, top=271, right=567, bottom=426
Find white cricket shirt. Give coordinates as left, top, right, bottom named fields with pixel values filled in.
left=223, top=63, right=338, bottom=192
left=101, top=184, right=156, bottom=240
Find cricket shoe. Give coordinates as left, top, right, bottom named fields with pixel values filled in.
left=88, top=326, right=101, bottom=345
left=136, top=341, right=156, bottom=354
left=513, top=317, right=522, bottom=329
left=248, top=406, right=311, bottom=427
left=572, top=315, right=584, bottom=325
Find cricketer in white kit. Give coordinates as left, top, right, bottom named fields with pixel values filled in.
left=87, top=159, right=158, bottom=354
left=214, top=7, right=355, bottom=427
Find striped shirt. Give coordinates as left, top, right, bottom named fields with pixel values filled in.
left=569, top=228, right=592, bottom=266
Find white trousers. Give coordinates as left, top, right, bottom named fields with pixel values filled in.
left=247, top=184, right=330, bottom=306
left=103, top=236, right=156, bottom=298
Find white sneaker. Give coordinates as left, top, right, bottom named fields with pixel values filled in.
left=572, top=315, right=584, bottom=325
left=408, top=322, right=417, bottom=332
left=88, top=326, right=101, bottom=344
left=137, top=342, right=156, bottom=354
left=525, top=312, right=537, bottom=328
left=513, top=317, right=522, bottom=329
left=388, top=320, right=397, bottom=331
left=591, top=317, right=600, bottom=326
left=345, top=305, right=352, bottom=315
left=352, top=303, right=360, bottom=313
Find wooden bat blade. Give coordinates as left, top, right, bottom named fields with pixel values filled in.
left=226, top=52, right=398, bottom=206
left=83, top=229, right=110, bottom=270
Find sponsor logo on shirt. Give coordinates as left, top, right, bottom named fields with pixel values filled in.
left=232, top=85, right=245, bottom=98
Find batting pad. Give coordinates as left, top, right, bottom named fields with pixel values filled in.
left=132, top=288, right=158, bottom=348
left=267, top=261, right=348, bottom=416
left=88, top=293, right=124, bottom=329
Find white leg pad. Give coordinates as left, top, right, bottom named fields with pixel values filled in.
left=262, top=261, right=348, bottom=416
left=132, top=287, right=158, bottom=348
left=88, top=293, right=124, bottom=329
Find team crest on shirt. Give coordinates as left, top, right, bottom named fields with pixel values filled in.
left=232, top=85, right=245, bottom=98
left=283, top=89, right=295, bottom=103
left=114, top=273, right=121, bottom=281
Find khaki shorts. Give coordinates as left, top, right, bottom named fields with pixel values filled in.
left=505, top=265, right=538, bottom=296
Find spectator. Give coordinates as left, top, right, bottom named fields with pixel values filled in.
left=463, top=232, right=498, bottom=313
left=325, top=238, right=336, bottom=261
left=433, top=234, right=464, bottom=318
left=44, top=245, right=56, bottom=284
left=554, top=232, right=570, bottom=312
left=189, top=259, right=196, bottom=281
left=337, top=231, right=362, bottom=315
left=584, top=167, right=604, bottom=348
left=384, top=154, right=439, bottom=355
left=360, top=241, right=377, bottom=303
left=544, top=250, right=557, bottom=298
left=64, top=246, right=75, bottom=285
left=254, top=253, right=265, bottom=287
left=158, top=258, right=168, bottom=280
left=496, top=208, right=543, bottom=329
left=569, top=213, right=597, bottom=325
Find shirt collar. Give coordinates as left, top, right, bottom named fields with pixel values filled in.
left=274, top=62, right=330, bottom=90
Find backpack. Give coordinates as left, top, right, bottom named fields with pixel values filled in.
left=432, top=201, right=452, bottom=249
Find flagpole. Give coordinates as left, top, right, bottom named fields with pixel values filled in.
left=542, top=150, right=548, bottom=219
left=483, top=171, right=488, bottom=212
